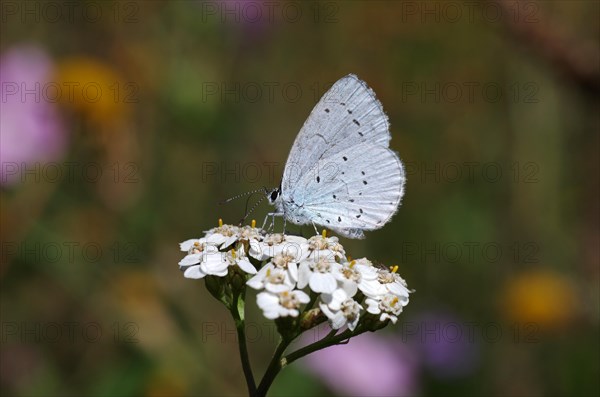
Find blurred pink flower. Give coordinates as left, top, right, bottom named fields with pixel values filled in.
left=408, top=310, right=480, bottom=379
left=1, top=45, right=67, bottom=186
left=301, top=332, right=420, bottom=397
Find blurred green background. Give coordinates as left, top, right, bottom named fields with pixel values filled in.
left=1, top=1, right=598, bottom=396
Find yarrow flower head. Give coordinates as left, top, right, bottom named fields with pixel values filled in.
left=298, top=255, right=340, bottom=294
left=320, top=289, right=362, bottom=331
left=307, top=231, right=346, bottom=260
left=178, top=221, right=412, bottom=331
left=376, top=265, right=411, bottom=299
left=365, top=293, right=408, bottom=324
left=257, top=289, right=311, bottom=319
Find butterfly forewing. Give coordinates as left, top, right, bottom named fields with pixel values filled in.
left=282, top=74, right=391, bottom=193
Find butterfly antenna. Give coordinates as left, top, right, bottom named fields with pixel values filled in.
left=219, top=187, right=266, bottom=205
left=238, top=194, right=266, bottom=226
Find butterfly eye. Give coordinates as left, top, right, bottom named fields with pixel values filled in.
left=270, top=190, right=279, bottom=201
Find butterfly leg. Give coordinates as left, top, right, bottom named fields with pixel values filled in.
left=262, top=212, right=284, bottom=232
left=261, top=214, right=269, bottom=230
left=311, top=221, right=319, bottom=235
left=262, top=214, right=274, bottom=230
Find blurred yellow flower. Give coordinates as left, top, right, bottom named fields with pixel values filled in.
left=503, top=269, right=578, bottom=329
left=54, top=57, right=131, bottom=125
left=145, top=370, right=187, bottom=397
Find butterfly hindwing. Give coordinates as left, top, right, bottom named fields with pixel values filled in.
left=296, top=144, right=405, bottom=238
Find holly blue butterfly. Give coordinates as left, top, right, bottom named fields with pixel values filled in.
left=265, top=74, right=405, bottom=239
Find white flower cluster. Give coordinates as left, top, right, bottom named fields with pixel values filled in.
left=178, top=221, right=411, bottom=331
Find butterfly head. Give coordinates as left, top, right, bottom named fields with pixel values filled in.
left=266, top=187, right=281, bottom=204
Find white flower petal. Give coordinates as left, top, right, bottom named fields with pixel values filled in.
left=294, top=290, right=310, bottom=303
left=285, top=308, right=300, bottom=317
left=348, top=315, right=360, bottom=331
left=206, top=233, right=227, bottom=246
left=201, top=254, right=229, bottom=275
left=221, top=235, right=238, bottom=249
left=365, top=298, right=381, bottom=314
left=387, top=282, right=410, bottom=298
left=183, top=265, right=207, bottom=279
left=297, top=261, right=311, bottom=289
left=249, top=241, right=268, bottom=260
left=288, top=262, right=298, bottom=282
left=236, top=258, right=257, bottom=274
left=210, top=266, right=229, bottom=277
left=340, top=279, right=358, bottom=298
left=266, top=283, right=293, bottom=293
left=319, top=302, right=335, bottom=319
left=320, top=293, right=334, bottom=305
left=355, top=264, right=378, bottom=279
left=257, top=292, right=279, bottom=309
left=180, top=239, right=199, bottom=252
left=179, top=253, right=202, bottom=267
left=329, top=289, right=348, bottom=310
left=203, top=250, right=225, bottom=264
left=263, top=309, right=280, bottom=320
left=330, top=312, right=346, bottom=330
left=309, top=273, right=337, bottom=294
left=359, top=279, right=387, bottom=298
left=286, top=235, right=309, bottom=244
left=246, top=273, right=264, bottom=290
left=381, top=313, right=398, bottom=324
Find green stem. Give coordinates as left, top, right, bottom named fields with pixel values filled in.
left=231, top=291, right=256, bottom=395
left=253, top=338, right=293, bottom=397
left=284, top=327, right=368, bottom=367
left=253, top=326, right=368, bottom=396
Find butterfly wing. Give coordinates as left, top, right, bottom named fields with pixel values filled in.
left=281, top=74, right=405, bottom=238
left=282, top=74, right=391, bottom=194
left=293, top=144, right=404, bottom=239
